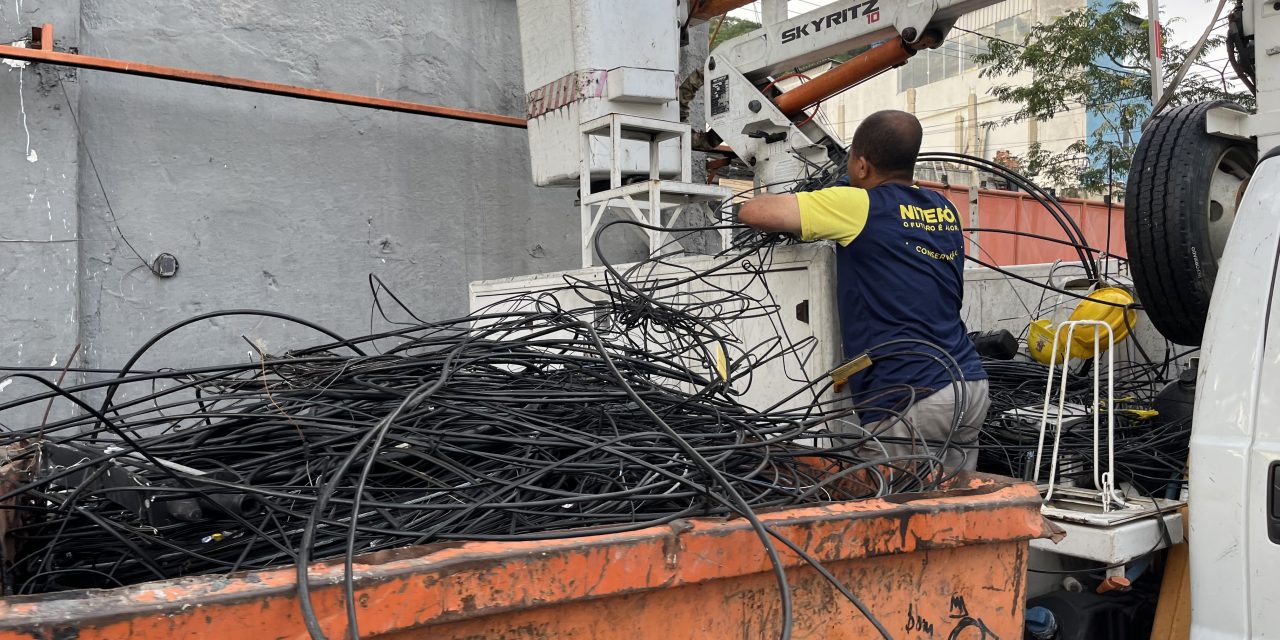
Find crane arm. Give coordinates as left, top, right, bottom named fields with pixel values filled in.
left=704, top=0, right=1003, bottom=190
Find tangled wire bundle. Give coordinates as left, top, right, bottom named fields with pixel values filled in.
left=976, top=358, right=1193, bottom=494
left=1, top=305, right=935, bottom=596
left=0, top=233, right=975, bottom=640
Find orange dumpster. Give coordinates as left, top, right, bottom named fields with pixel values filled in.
left=0, top=472, right=1049, bottom=639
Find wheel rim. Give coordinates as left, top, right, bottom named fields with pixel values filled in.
left=1205, top=146, right=1253, bottom=261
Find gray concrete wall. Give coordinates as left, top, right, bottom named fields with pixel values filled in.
left=74, top=0, right=582, bottom=366
left=0, top=0, right=616, bottom=426
left=0, top=1, right=714, bottom=427
left=0, top=1, right=82, bottom=424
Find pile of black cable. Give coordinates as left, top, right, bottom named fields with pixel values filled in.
left=976, top=359, right=1095, bottom=480
left=976, top=359, right=1192, bottom=493
left=0, top=307, right=919, bottom=596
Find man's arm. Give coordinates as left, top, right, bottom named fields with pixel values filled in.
left=737, top=193, right=801, bottom=235
left=737, top=188, right=870, bottom=246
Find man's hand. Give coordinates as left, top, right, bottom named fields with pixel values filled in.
left=737, top=193, right=802, bottom=236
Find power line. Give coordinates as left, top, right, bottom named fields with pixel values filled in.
left=55, top=74, right=158, bottom=276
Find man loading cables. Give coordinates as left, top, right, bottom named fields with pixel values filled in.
left=737, top=109, right=989, bottom=471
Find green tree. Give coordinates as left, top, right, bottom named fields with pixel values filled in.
left=710, top=16, right=761, bottom=50
left=970, top=1, right=1251, bottom=192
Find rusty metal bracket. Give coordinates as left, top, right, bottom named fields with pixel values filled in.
left=29, top=24, right=52, bottom=52
left=0, top=24, right=527, bottom=129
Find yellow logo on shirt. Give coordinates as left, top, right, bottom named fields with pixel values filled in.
left=899, top=204, right=960, bottom=232
left=915, top=244, right=959, bottom=261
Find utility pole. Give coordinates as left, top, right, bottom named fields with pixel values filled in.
left=1147, top=0, right=1163, bottom=104
left=763, top=0, right=788, bottom=25
left=967, top=93, right=980, bottom=257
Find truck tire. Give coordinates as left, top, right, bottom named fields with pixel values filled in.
left=1124, top=101, right=1255, bottom=346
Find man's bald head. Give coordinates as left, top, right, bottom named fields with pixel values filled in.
left=849, top=110, right=923, bottom=181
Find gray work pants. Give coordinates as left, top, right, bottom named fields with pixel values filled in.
left=863, top=380, right=991, bottom=472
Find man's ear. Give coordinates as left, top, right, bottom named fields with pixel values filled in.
left=852, top=156, right=870, bottom=180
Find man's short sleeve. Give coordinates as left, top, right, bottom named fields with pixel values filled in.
left=795, top=187, right=870, bottom=246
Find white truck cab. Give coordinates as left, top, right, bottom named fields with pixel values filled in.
left=1122, top=0, right=1279, bottom=628
left=1188, top=147, right=1280, bottom=638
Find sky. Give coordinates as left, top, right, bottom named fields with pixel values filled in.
left=1158, top=0, right=1223, bottom=49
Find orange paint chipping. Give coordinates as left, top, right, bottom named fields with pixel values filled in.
left=0, top=473, right=1048, bottom=639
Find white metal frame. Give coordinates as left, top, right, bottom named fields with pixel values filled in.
left=1032, top=319, right=1127, bottom=512
left=1028, top=318, right=1190, bottom=582
left=577, top=113, right=732, bottom=267
left=579, top=113, right=692, bottom=189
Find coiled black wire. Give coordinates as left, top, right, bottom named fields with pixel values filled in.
left=0, top=212, right=969, bottom=640
left=916, top=152, right=1099, bottom=280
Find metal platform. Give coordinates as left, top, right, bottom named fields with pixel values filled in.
left=577, top=113, right=732, bottom=266
left=1034, top=486, right=1186, bottom=564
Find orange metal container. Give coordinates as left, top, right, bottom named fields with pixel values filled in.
left=0, top=473, right=1048, bottom=639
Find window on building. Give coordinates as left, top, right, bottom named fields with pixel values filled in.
left=993, top=14, right=1030, bottom=42
left=944, top=43, right=961, bottom=78
left=927, top=48, right=946, bottom=87
left=897, top=11, right=1028, bottom=92
left=898, top=55, right=924, bottom=92
left=960, top=33, right=987, bottom=74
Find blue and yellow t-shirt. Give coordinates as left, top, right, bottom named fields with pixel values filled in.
left=796, top=183, right=987, bottom=416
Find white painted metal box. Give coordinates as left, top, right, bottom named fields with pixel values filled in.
left=516, top=0, right=685, bottom=186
